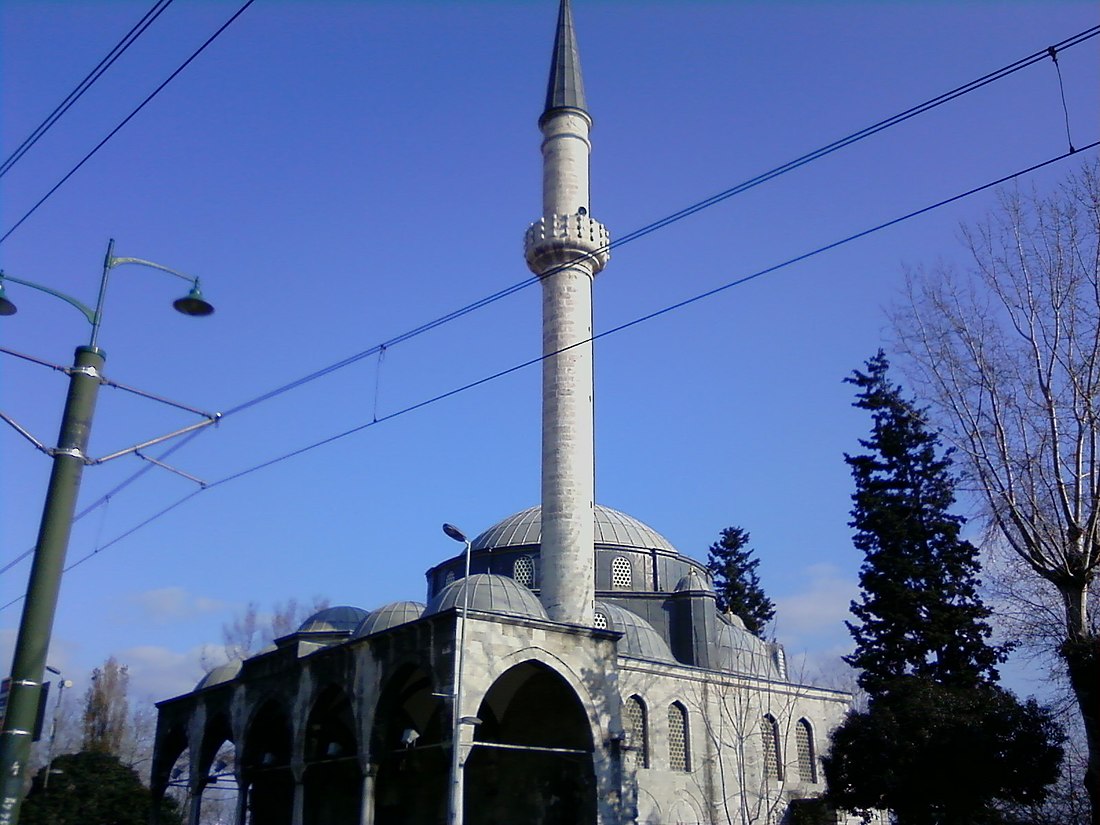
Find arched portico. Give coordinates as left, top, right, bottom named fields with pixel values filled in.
left=241, top=699, right=294, bottom=825
left=303, top=684, right=361, bottom=825
left=371, top=664, right=448, bottom=825
left=466, top=660, right=596, bottom=825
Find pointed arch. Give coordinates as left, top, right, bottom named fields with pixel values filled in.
left=304, top=684, right=361, bottom=825
left=667, top=701, right=689, bottom=772
left=761, top=713, right=783, bottom=781
left=624, top=695, right=649, bottom=768
left=796, top=717, right=817, bottom=783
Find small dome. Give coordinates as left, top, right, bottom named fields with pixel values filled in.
left=196, top=659, right=241, bottom=690
left=298, top=605, right=370, bottom=635
left=426, top=574, right=548, bottom=621
left=675, top=568, right=713, bottom=593
left=712, top=613, right=778, bottom=677
left=595, top=602, right=675, bottom=663
left=472, top=504, right=677, bottom=553
left=354, top=601, right=426, bottom=637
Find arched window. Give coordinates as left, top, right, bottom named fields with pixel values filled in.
left=761, top=714, right=782, bottom=781
left=444, top=570, right=455, bottom=588
left=625, top=695, right=648, bottom=768
left=593, top=610, right=608, bottom=630
left=513, top=555, right=534, bottom=587
left=668, top=702, right=689, bottom=772
left=611, top=556, right=632, bottom=590
left=796, top=718, right=817, bottom=783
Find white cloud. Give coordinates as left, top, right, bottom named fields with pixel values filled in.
left=127, top=587, right=226, bottom=624
left=117, top=643, right=226, bottom=703
left=774, top=563, right=858, bottom=654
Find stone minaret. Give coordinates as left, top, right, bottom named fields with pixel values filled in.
left=525, top=0, right=609, bottom=625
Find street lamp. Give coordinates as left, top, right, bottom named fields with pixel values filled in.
left=41, top=666, right=72, bottom=791
left=442, top=522, right=473, bottom=825
left=0, top=239, right=214, bottom=823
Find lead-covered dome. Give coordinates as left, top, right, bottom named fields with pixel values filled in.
left=298, top=605, right=370, bottom=635
left=472, top=504, right=677, bottom=553
left=426, top=574, right=548, bottom=621
left=712, top=613, right=781, bottom=677
left=595, top=602, right=676, bottom=663
left=196, top=659, right=241, bottom=690
left=354, top=601, right=425, bottom=637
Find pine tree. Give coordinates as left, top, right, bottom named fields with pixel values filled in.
left=824, top=352, right=1064, bottom=824
left=842, top=350, right=1004, bottom=693
left=705, top=526, right=775, bottom=636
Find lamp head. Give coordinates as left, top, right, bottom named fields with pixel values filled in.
left=0, top=280, right=17, bottom=316
left=173, top=283, right=214, bottom=317
left=442, top=523, right=467, bottom=544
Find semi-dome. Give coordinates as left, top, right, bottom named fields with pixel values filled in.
left=712, top=613, right=779, bottom=677
left=595, top=602, right=675, bottom=663
left=298, top=605, right=370, bottom=635
left=354, top=601, right=426, bottom=637
left=426, top=574, right=548, bottom=621
left=675, top=568, right=713, bottom=593
left=472, top=504, right=677, bottom=553
left=196, top=659, right=242, bottom=690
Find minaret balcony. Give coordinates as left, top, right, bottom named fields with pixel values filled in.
left=525, top=212, right=610, bottom=276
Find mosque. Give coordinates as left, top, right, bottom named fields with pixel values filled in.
left=151, top=2, right=854, bottom=823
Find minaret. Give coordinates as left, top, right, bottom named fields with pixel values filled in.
left=525, top=0, right=609, bottom=625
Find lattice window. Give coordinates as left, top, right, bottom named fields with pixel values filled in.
left=668, top=702, right=689, bottom=772
left=796, top=719, right=817, bottom=783
left=611, top=556, right=632, bottom=590
left=593, top=611, right=608, bottom=630
left=761, top=714, right=782, bottom=781
left=444, top=571, right=455, bottom=587
left=513, top=555, right=534, bottom=587
left=625, top=695, right=648, bottom=767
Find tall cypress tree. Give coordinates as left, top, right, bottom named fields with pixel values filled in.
left=843, top=351, right=1003, bottom=693
left=825, top=352, right=1064, bottom=824
left=705, top=526, right=775, bottom=636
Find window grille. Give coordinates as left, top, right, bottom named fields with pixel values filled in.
left=625, top=696, right=648, bottom=767
left=444, top=571, right=455, bottom=587
left=593, top=611, right=608, bottom=630
left=668, top=703, right=689, bottom=772
left=796, top=719, right=817, bottom=783
left=513, top=555, right=534, bottom=587
left=761, top=714, right=782, bottom=781
left=611, top=556, right=632, bottom=590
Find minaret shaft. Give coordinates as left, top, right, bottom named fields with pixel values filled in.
left=525, top=1, right=608, bottom=625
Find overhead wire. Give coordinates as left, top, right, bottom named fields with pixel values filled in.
left=1, top=26, right=1097, bottom=579
left=0, top=0, right=259, bottom=246
left=0, top=0, right=175, bottom=178
left=3, top=138, right=1093, bottom=612
left=217, top=24, right=1100, bottom=419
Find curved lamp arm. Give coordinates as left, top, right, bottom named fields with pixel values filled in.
left=108, top=256, right=199, bottom=286
left=0, top=271, right=96, bottom=325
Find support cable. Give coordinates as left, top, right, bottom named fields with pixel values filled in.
left=0, top=0, right=175, bottom=178
left=2, top=141, right=1091, bottom=606
left=0, top=0, right=258, bottom=245
left=1047, top=45, right=1077, bottom=154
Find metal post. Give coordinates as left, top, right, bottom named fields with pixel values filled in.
left=0, top=345, right=104, bottom=823
left=445, top=530, right=472, bottom=825
left=42, top=669, right=70, bottom=790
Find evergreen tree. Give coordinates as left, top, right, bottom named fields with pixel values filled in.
left=824, top=352, right=1064, bottom=824
left=705, top=526, right=775, bottom=636
left=842, top=351, right=1004, bottom=693
left=21, top=751, right=183, bottom=825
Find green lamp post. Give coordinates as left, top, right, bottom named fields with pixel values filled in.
left=0, top=239, right=213, bottom=824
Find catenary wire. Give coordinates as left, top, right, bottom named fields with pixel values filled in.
left=2, top=140, right=1091, bottom=611
left=0, top=0, right=175, bottom=178
left=0, top=0, right=258, bottom=246
left=217, top=24, right=1099, bottom=419
left=1, top=26, right=1096, bottom=577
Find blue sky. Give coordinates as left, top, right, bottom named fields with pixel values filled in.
left=2, top=0, right=1097, bottom=704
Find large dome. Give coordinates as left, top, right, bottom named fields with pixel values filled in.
left=426, top=574, right=548, bottom=621
left=472, top=504, right=677, bottom=554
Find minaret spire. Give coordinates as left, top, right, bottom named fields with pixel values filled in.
left=543, top=0, right=587, bottom=120
left=526, top=0, right=609, bottom=625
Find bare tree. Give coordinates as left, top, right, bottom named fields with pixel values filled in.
left=893, top=158, right=1100, bottom=818
left=82, top=656, right=130, bottom=755
left=215, top=595, right=332, bottom=665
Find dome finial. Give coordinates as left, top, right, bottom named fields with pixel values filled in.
left=543, top=0, right=587, bottom=120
